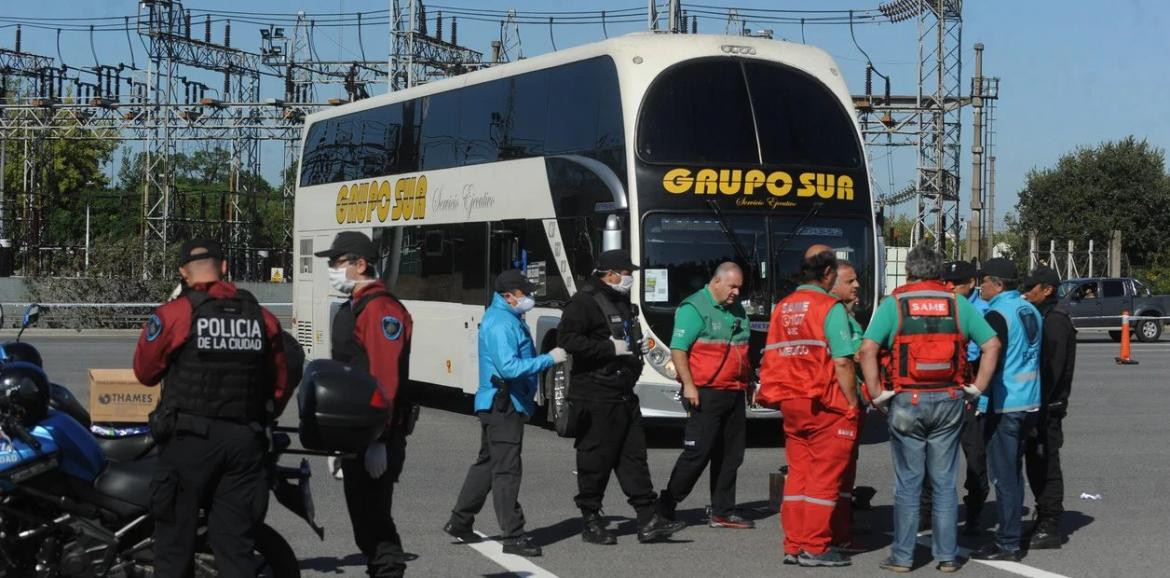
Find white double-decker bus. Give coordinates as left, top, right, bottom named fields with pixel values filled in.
left=292, top=33, right=877, bottom=419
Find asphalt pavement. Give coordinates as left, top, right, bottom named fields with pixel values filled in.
left=21, top=330, right=1170, bottom=578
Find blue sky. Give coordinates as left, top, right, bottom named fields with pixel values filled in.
left=6, top=1, right=1168, bottom=230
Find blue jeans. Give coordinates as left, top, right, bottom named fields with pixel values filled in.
left=887, top=391, right=965, bottom=565
left=985, top=411, right=1038, bottom=552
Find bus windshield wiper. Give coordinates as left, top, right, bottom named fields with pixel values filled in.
left=772, top=201, right=824, bottom=259
left=706, top=199, right=755, bottom=271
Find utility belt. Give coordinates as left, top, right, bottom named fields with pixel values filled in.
left=489, top=375, right=513, bottom=413
left=149, top=407, right=263, bottom=443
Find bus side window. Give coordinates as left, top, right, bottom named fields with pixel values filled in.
left=380, top=223, right=488, bottom=306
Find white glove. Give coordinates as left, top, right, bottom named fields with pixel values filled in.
left=611, top=337, right=632, bottom=356
left=549, top=347, right=568, bottom=364
left=639, top=337, right=653, bottom=354
left=328, top=455, right=344, bottom=480
left=962, top=384, right=983, bottom=401
left=364, top=442, right=388, bottom=479
left=871, top=389, right=896, bottom=413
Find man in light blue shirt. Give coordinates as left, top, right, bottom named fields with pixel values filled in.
left=970, top=258, right=1042, bottom=562
left=445, top=270, right=567, bottom=557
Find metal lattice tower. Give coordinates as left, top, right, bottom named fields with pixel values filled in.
left=913, top=0, right=963, bottom=254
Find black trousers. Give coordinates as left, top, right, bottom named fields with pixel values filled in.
left=341, top=426, right=408, bottom=578
left=1025, top=411, right=1065, bottom=521
left=450, top=402, right=527, bottom=537
left=660, top=388, right=747, bottom=518
left=151, top=419, right=268, bottom=578
left=921, top=403, right=988, bottom=516
left=572, top=398, right=657, bottom=523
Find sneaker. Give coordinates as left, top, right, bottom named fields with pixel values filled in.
left=443, top=521, right=479, bottom=543
left=879, top=557, right=912, bottom=573
left=969, top=545, right=1021, bottom=561
left=783, top=553, right=799, bottom=565
left=501, top=535, right=542, bottom=557
left=797, top=550, right=851, bottom=567
left=1028, top=519, right=1063, bottom=550
left=581, top=511, right=617, bottom=546
left=936, top=559, right=964, bottom=573
left=709, top=514, right=755, bottom=529
left=637, top=513, right=687, bottom=543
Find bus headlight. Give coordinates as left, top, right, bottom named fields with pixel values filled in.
left=644, top=338, right=678, bottom=381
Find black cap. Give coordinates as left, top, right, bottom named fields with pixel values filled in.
left=1023, top=266, right=1061, bottom=291
left=980, top=257, right=1018, bottom=280
left=178, top=238, right=224, bottom=265
left=596, top=249, right=639, bottom=272
left=314, top=231, right=377, bottom=263
left=941, top=260, right=978, bottom=283
left=494, top=269, right=536, bottom=294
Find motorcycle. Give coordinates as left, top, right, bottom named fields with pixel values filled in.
left=0, top=303, right=323, bottom=577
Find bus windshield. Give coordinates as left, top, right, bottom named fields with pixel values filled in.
left=641, top=213, right=874, bottom=362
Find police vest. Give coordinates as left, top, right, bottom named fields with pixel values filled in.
left=678, top=289, right=750, bottom=390
left=331, top=288, right=404, bottom=375
left=757, top=288, right=843, bottom=409
left=986, top=290, right=1042, bottom=413
left=888, top=281, right=967, bottom=392
left=161, top=289, right=269, bottom=422
left=578, top=282, right=644, bottom=358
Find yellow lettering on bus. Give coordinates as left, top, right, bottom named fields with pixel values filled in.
left=797, top=172, right=816, bottom=197
left=743, top=170, right=766, bottom=195
left=838, top=175, right=854, bottom=200
left=335, top=185, right=349, bottom=224
left=694, top=169, right=718, bottom=195
left=816, top=173, right=836, bottom=199
left=414, top=175, right=427, bottom=218
left=401, top=178, right=415, bottom=220
left=392, top=179, right=408, bottom=221
left=353, top=182, right=372, bottom=223
left=663, top=168, right=693, bottom=194
left=718, top=170, right=741, bottom=195
left=766, top=171, right=793, bottom=196
left=376, top=180, right=392, bottom=222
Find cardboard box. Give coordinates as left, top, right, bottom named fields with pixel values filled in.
left=89, top=369, right=160, bottom=423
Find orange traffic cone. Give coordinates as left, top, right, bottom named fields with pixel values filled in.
left=1116, top=310, right=1139, bottom=365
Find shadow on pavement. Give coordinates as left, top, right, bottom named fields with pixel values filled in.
left=298, top=553, right=367, bottom=573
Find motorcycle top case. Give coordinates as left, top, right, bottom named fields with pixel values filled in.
left=0, top=410, right=105, bottom=484
left=297, top=359, right=389, bottom=452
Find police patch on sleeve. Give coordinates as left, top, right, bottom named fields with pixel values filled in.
left=382, top=316, right=403, bottom=341
left=145, top=314, right=163, bottom=342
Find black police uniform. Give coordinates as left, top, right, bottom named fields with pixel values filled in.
left=1025, top=291, right=1075, bottom=544
left=331, top=284, right=412, bottom=577
left=557, top=276, right=659, bottom=522
left=147, top=288, right=275, bottom=577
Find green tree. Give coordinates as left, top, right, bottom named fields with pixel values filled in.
left=1016, top=137, right=1170, bottom=270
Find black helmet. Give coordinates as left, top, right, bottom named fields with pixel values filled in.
left=0, top=342, right=43, bottom=368
left=0, top=361, right=50, bottom=427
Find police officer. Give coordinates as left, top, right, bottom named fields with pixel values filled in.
left=557, top=249, right=685, bottom=545
left=658, top=262, right=753, bottom=530
left=970, top=258, right=1042, bottom=562
left=1021, top=266, right=1076, bottom=549
left=315, top=231, right=414, bottom=577
left=757, top=246, right=860, bottom=568
left=445, top=270, right=567, bottom=557
left=133, top=239, right=290, bottom=577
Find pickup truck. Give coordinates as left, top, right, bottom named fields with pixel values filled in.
left=1058, top=277, right=1170, bottom=342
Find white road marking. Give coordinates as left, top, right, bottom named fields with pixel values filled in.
left=463, top=531, right=561, bottom=578
left=914, top=536, right=1072, bottom=578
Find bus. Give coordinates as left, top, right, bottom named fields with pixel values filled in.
left=292, top=32, right=877, bottom=420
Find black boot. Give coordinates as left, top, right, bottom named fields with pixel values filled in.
left=963, top=503, right=983, bottom=536
left=502, top=534, right=542, bottom=557
left=581, top=511, right=617, bottom=545
left=637, top=513, right=686, bottom=543
left=1028, top=518, right=1063, bottom=550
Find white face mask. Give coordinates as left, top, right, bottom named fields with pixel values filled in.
left=510, top=295, right=536, bottom=314
left=328, top=266, right=357, bottom=294
left=608, top=274, right=635, bottom=295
